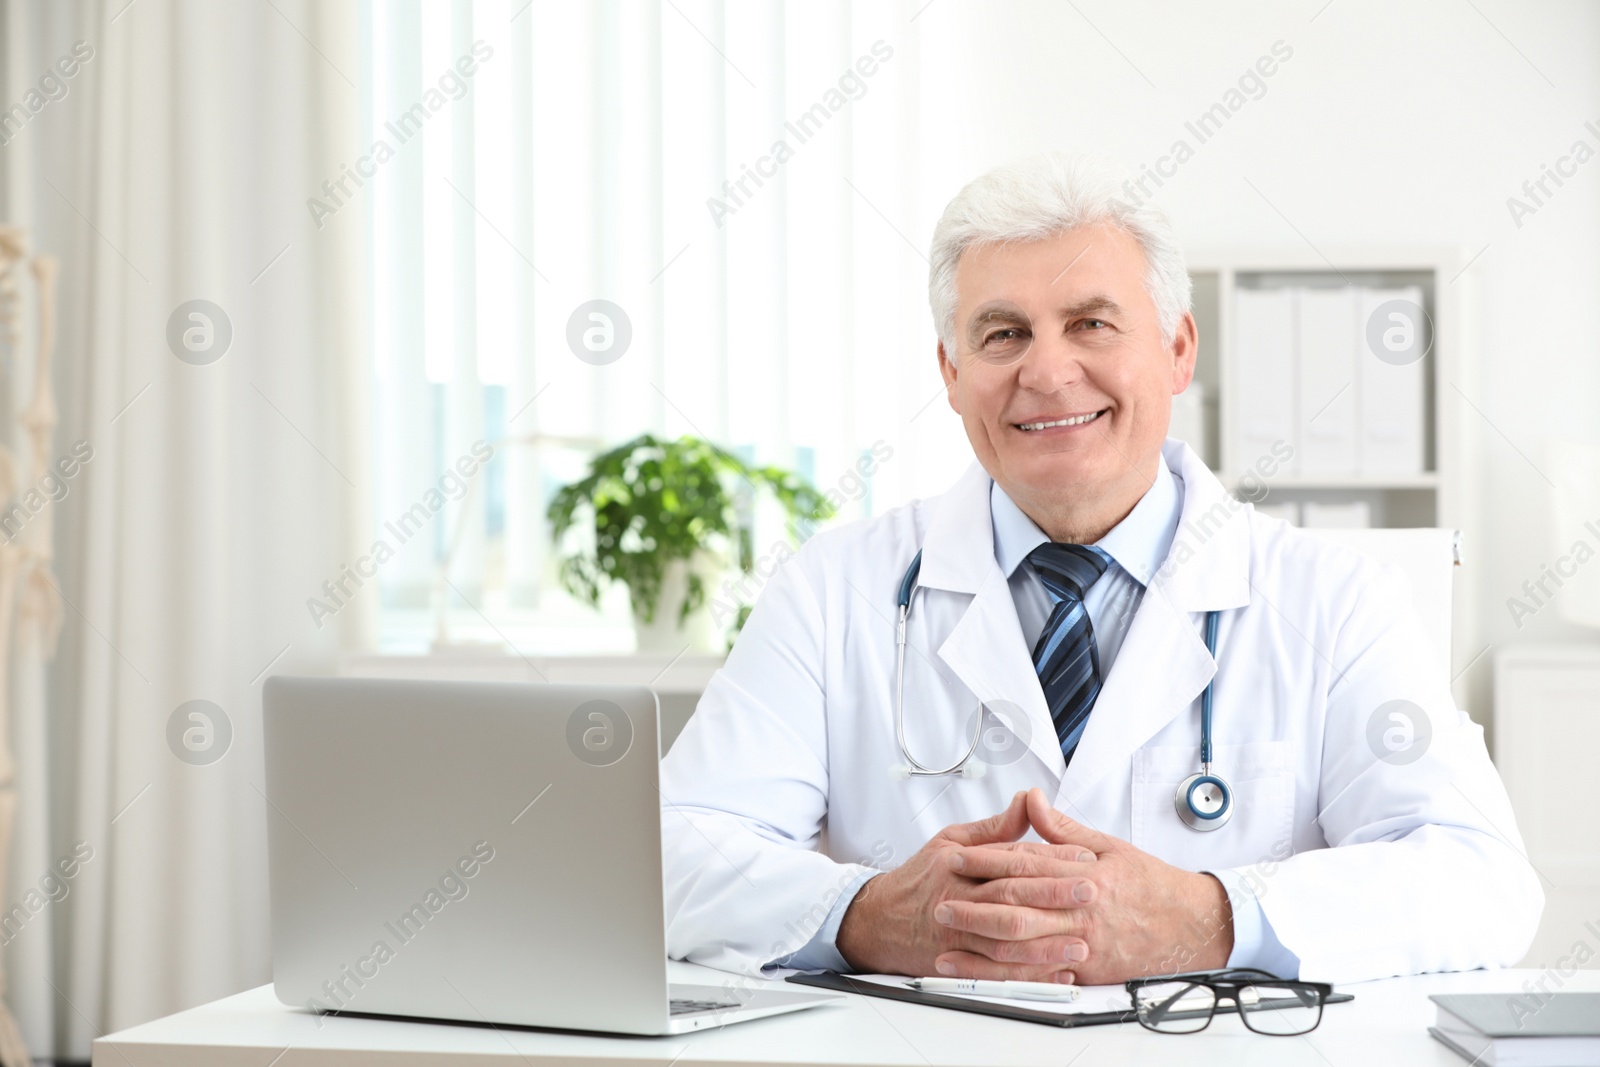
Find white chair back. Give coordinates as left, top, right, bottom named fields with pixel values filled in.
left=1297, top=527, right=1461, bottom=687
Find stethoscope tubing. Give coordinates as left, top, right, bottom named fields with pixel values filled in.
left=1200, top=607, right=1219, bottom=770
left=891, top=548, right=1230, bottom=829
left=894, top=551, right=985, bottom=777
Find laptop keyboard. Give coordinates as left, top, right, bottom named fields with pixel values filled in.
left=670, top=997, right=741, bottom=1015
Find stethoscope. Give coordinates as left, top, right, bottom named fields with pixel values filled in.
left=890, top=552, right=987, bottom=780
left=1174, top=608, right=1233, bottom=831
left=888, top=549, right=1234, bottom=832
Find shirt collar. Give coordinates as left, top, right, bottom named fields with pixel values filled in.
left=990, top=451, right=1183, bottom=589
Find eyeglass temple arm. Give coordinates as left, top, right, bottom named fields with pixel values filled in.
left=1139, top=982, right=1203, bottom=1028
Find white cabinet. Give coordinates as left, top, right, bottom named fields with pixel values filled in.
left=1494, top=644, right=1600, bottom=969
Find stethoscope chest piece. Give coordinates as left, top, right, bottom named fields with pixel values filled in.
left=1175, top=772, right=1233, bottom=831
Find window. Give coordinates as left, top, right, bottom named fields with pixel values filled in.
left=362, top=0, right=947, bottom=652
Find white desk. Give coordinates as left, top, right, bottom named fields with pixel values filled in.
left=94, top=962, right=1599, bottom=1066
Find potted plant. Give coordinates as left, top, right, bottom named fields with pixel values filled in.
left=548, top=433, right=832, bottom=652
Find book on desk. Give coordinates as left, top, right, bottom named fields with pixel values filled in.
left=1429, top=992, right=1600, bottom=1066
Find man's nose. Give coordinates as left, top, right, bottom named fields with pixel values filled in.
left=1016, top=330, right=1082, bottom=393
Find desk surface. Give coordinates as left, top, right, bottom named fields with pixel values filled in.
left=95, top=961, right=1599, bottom=1067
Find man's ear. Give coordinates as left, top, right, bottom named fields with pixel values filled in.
left=1169, top=310, right=1199, bottom=396
left=937, top=340, right=961, bottom=413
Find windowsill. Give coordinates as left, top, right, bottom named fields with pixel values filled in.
left=339, top=649, right=726, bottom=694
left=375, top=602, right=642, bottom=657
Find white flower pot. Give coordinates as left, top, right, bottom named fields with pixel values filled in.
left=631, top=555, right=723, bottom=654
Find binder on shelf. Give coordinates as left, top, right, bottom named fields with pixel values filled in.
left=1232, top=287, right=1297, bottom=476
left=1357, top=285, right=1427, bottom=476
left=1296, top=287, right=1358, bottom=477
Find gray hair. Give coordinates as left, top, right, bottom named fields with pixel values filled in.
left=928, top=152, right=1192, bottom=354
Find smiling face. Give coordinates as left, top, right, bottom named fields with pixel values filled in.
left=937, top=223, right=1197, bottom=541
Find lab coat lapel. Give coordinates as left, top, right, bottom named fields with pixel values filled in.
left=918, top=462, right=1066, bottom=780
left=1057, top=440, right=1253, bottom=810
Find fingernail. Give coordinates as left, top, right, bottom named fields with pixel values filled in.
left=1078, top=851, right=1096, bottom=863
left=936, top=959, right=955, bottom=975
left=948, top=852, right=966, bottom=872
left=934, top=904, right=953, bottom=925
left=1073, top=882, right=1094, bottom=903
left=1067, top=943, right=1088, bottom=962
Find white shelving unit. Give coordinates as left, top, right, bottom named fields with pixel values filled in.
left=1183, top=247, right=1465, bottom=531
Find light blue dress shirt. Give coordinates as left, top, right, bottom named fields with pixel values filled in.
left=773, top=454, right=1298, bottom=978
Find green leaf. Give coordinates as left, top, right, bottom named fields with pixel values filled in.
left=547, top=433, right=836, bottom=624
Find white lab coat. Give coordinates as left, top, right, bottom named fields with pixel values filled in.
left=660, top=439, right=1542, bottom=984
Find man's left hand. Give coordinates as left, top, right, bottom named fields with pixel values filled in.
left=930, top=788, right=1235, bottom=983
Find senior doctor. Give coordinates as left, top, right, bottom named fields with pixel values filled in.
left=660, top=153, right=1542, bottom=987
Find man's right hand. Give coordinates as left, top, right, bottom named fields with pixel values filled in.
left=834, top=791, right=1093, bottom=981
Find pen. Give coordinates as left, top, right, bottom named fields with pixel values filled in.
left=904, top=977, right=1081, bottom=1002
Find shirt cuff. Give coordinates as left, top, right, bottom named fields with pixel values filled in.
left=1207, top=868, right=1300, bottom=979
left=766, top=869, right=882, bottom=973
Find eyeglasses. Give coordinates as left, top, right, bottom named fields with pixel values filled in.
left=1125, top=968, right=1332, bottom=1036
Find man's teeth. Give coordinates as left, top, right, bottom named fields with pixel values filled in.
left=1019, top=411, right=1102, bottom=431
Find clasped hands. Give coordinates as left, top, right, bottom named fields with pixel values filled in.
left=835, top=788, right=1234, bottom=984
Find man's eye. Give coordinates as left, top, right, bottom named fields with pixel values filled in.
left=985, top=329, right=1024, bottom=346
left=1080, top=318, right=1109, bottom=330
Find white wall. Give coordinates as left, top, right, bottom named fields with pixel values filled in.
left=895, top=0, right=1600, bottom=733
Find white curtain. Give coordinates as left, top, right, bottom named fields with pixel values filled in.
left=0, top=0, right=366, bottom=1058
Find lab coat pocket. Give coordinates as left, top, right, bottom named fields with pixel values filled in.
left=1130, top=741, right=1295, bottom=872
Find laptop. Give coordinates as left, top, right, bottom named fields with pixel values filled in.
left=262, top=675, right=839, bottom=1035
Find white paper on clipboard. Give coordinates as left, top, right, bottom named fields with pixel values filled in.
left=848, top=975, right=1137, bottom=1016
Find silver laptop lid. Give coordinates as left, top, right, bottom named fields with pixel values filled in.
left=263, top=675, right=668, bottom=1033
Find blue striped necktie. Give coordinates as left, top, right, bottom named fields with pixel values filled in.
left=1027, top=542, right=1111, bottom=766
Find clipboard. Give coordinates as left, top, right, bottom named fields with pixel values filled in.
left=786, top=972, right=1354, bottom=1029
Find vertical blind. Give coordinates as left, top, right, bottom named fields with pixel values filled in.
left=364, top=0, right=954, bottom=652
